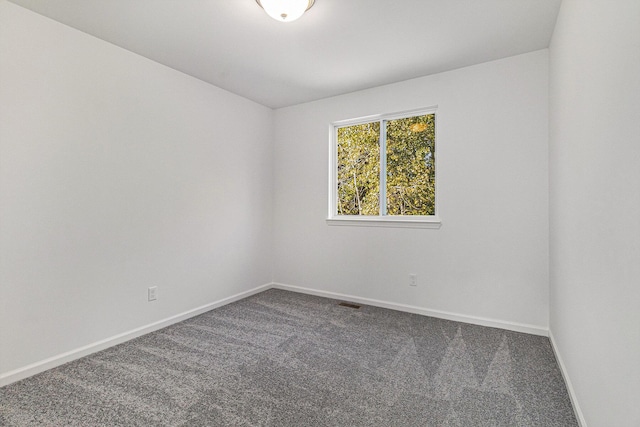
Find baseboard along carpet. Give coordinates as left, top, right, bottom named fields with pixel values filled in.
left=0, top=289, right=578, bottom=426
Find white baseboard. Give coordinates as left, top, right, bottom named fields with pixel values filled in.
left=271, top=282, right=549, bottom=336
left=0, top=283, right=272, bottom=388
left=1, top=281, right=550, bottom=389
left=549, top=330, right=587, bottom=427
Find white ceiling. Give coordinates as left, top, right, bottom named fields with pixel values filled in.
left=7, top=0, right=562, bottom=109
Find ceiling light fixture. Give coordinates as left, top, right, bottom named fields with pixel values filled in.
left=255, top=0, right=315, bottom=23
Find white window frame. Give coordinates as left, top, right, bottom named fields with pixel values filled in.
left=327, top=107, right=441, bottom=229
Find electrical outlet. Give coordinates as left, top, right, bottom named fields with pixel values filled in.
left=409, top=274, right=417, bottom=287
left=148, top=286, right=158, bottom=301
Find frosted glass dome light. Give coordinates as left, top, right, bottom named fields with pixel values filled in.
left=256, top=0, right=315, bottom=23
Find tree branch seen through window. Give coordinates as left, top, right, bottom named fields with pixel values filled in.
left=335, top=111, right=436, bottom=217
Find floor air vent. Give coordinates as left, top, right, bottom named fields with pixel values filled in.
left=338, top=302, right=361, bottom=309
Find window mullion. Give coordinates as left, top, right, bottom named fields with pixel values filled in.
left=379, top=120, right=387, bottom=216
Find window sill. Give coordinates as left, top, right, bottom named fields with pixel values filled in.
left=326, top=216, right=441, bottom=229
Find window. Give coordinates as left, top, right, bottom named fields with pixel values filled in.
left=328, top=108, right=440, bottom=228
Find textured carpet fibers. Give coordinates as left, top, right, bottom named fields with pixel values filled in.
left=0, top=289, right=578, bottom=426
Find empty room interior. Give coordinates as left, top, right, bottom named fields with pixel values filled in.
left=0, top=0, right=638, bottom=426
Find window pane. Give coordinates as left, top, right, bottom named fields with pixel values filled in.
left=386, top=114, right=435, bottom=215
left=337, top=122, right=380, bottom=215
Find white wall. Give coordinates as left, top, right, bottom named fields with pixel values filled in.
left=549, top=0, right=640, bottom=425
left=273, top=50, right=549, bottom=330
left=0, top=1, right=273, bottom=379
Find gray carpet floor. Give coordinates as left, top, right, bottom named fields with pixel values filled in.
left=0, top=289, right=578, bottom=426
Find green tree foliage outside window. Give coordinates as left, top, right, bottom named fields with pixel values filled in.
left=336, top=113, right=435, bottom=216
left=337, top=122, right=380, bottom=215
left=386, top=114, right=436, bottom=215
